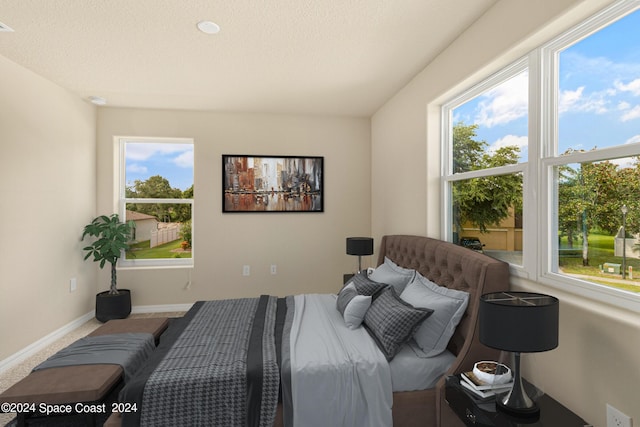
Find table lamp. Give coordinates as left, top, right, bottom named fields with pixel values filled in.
left=479, top=291, right=559, bottom=418
left=346, top=237, right=374, bottom=273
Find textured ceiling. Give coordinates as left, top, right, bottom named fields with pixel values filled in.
left=0, top=0, right=497, bottom=116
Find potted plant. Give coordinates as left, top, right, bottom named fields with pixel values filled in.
left=82, top=213, right=134, bottom=322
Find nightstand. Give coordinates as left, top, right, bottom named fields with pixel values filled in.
left=444, top=375, right=590, bottom=426
left=343, top=273, right=355, bottom=284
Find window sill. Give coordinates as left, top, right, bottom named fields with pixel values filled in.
left=513, top=272, right=640, bottom=314
left=118, top=259, right=194, bottom=270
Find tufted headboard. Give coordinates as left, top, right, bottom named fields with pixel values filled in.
left=377, top=235, right=510, bottom=374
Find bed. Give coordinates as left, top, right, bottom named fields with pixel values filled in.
left=113, top=234, right=510, bottom=427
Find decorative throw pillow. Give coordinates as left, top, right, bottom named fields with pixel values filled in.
left=400, top=273, right=470, bottom=357
left=336, top=283, right=371, bottom=329
left=369, top=257, right=416, bottom=295
left=349, top=270, right=388, bottom=297
left=364, top=287, right=433, bottom=360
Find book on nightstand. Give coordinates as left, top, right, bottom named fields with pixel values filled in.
left=460, top=371, right=513, bottom=400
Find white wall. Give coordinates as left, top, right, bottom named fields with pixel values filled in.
left=371, top=0, right=640, bottom=426
left=96, top=108, right=372, bottom=304
left=0, top=55, right=97, bottom=360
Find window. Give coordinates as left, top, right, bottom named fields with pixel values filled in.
left=544, top=2, right=640, bottom=301
left=442, top=0, right=640, bottom=309
left=118, top=137, right=194, bottom=267
left=443, top=63, right=528, bottom=266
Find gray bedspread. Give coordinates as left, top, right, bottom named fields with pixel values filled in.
left=33, top=332, right=155, bottom=381
left=120, top=296, right=282, bottom=427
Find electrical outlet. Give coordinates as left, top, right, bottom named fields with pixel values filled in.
left=270, top=264, right=277, bottom=275
left=607, top=404, right=632, bottom=427
left=242, top=265, right=251, bottom=276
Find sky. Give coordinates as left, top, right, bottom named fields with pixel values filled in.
left=453, top=7, right=640, bottom=165
left=125, top=141, right=194, bottom=191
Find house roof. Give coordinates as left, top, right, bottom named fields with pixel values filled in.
left=0, top=0, right=497, bottom=117
left=126, top=210, right=157, bottom=222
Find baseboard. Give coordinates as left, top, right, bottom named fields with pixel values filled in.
left=131, top=303, right=193, bottom=314
left=0, top=311, right=94, bottom=375
left=0, top=303, right=193, bottom=375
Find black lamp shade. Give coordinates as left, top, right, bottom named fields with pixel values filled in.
left=479, top=292, right=559, bottom=353
left=346, top=237, right=374, bottom=256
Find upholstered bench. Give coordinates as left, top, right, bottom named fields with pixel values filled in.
left=0, top=317, right=169, bottom=426
left=87, top=317, right=169, bottom=342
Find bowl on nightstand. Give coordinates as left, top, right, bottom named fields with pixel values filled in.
left=472, top=361, right=512, bottom=385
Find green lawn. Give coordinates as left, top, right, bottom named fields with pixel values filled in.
left=559, top=233, right=640, bottom=292
left=126, top=239, right=191, bottom=259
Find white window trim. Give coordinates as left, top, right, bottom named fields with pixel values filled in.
left=441, top=0, right=640, bottom=312
left=538, top=0, right=640, bottom=311
left=441, top=57, right=529, bottom=276
left=116, top=136, right=194, bottom=269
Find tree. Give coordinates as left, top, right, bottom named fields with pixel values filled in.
left=126, top=175, right=192, bottom=223
left=452, top=122, right=522, bottom=234
left=557, top=163, right=583, bottom=249
left=557, top=153, right=640, bottom=266
left=616, top=160, right=640, bottom=234
left=452, top=123, right=486, bottom=174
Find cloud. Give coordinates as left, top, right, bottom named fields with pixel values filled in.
left=615, top=78, right=640, bottom=96
left=609, top=156, right=637, bottom=169
left=125, top=142, right=190, bottom=161
left=558, top=86, right=609, bottom=115
left=173, top=149, right=194, bottom=168
left=127, top=163, right=148, bottom=174
left=558, top=87, right=584, bottom=113
left=621, top=105, right=640, bottom=122
left=475, top=72, right=528, bottom=128
left=625, top=134, right=640, bottom=144
left=489, top=135, right=528, bottom=153
left=562, top=51, right=640, bottom=85
left=618, top=101, right=631, bottom=110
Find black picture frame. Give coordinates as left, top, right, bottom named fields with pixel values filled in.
left=222, top=155, right=324, bottom=213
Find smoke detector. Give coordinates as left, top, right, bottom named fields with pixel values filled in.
left=197, top=21, right=220, bottom=35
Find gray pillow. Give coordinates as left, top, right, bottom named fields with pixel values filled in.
left=364, top=287, right=433, bottom=360
left=369, top=257, right=416, bottom=294
left=336, top=283, right=371, bottom=329
left=349, top=270, right=387, bottom=297
left=337, top=282, right=358, bottom=314
left=400, top=273, right=469, bottom=357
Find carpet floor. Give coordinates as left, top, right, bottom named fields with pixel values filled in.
left=0, top=312, right=184, bottom=427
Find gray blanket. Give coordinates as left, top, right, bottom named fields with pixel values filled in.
left=120, top=297, right=282, bottom=427
left=33, top=332, right=155, bottom=381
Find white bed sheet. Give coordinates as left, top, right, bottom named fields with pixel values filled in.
left=389, top=341, right=456, bottom=392
left=289, top=294, right=393, bottom=427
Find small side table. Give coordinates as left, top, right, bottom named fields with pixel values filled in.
left=444, top=375, right=590, bottom=426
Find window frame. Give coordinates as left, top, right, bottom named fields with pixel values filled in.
left=441, top=0, right=640, bottom=312
left=441, top=57, right=530, bottom=272
left=117, top=136, right=194, bottom=269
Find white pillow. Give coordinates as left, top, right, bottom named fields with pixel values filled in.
left=400, top=273, right=469, bottom=357
left=336, top=282, right=372, bottom=329
left=369, top=256, right=416, bottom=294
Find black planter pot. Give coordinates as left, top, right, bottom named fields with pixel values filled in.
left=95, top=289, right=132, bottom=323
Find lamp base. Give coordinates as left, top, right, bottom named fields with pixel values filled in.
left=495, top=352, right=540, bottom=420
left=496, top=397, right=540, bottom=419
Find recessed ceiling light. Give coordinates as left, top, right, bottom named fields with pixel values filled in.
left=0, top=21, right=14, bottom=32
left=197, top=21, right=220, bottom=35
left=88, top=96, right=107, bottom=106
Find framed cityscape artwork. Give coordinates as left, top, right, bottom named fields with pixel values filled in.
left=222, top=155, right=324, bottom=213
